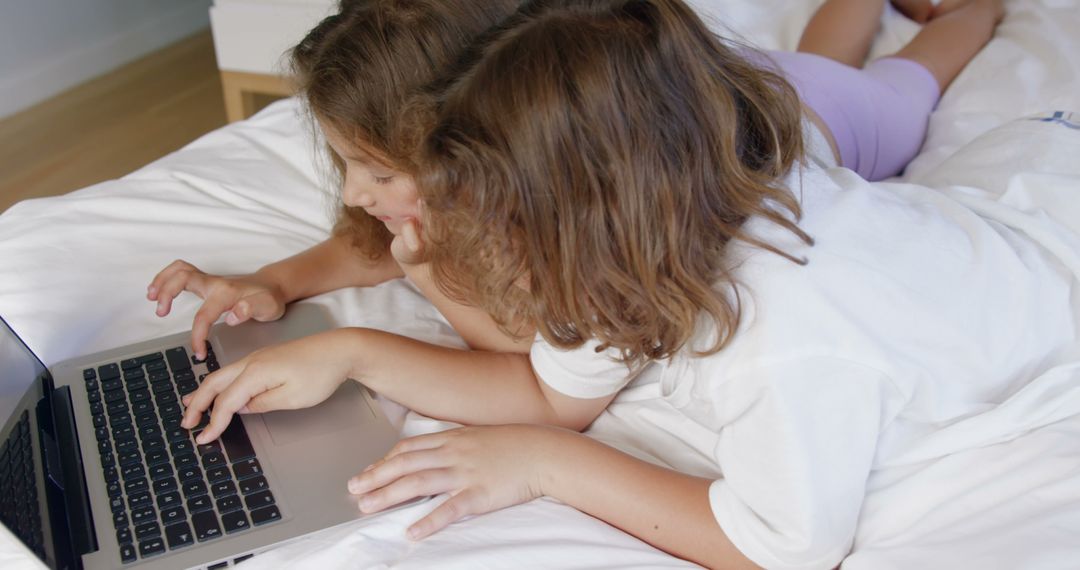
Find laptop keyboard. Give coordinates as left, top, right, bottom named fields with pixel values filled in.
left=84, top=344, right=281, bottom=564
left=0, top=410, right=46, bottom=560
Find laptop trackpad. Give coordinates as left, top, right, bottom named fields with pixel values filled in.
left=261, top=382, right=376, bottom=446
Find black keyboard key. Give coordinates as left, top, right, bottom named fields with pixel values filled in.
left=177, top=380, right=199, bottom=396
left=83, top=368, right=97, bottom=380
left=118, top=449, right=142, bottom=467
left=153, top=477, right=178, bottom=494
left=165, top=521, right=194, bottom=550
left=221, top=510, right=250, bottom=534
left=147, top=359, right=167, bottom=373
left=128, top=492, right=152, bottom=511
left=216, top=494, right=243, bottom=514
left=103, top=390, right=126, bottom=404
left=232, top=458, right=263, bottom=480
left=165, top=427, right=190, bottom=443
left=166, top=347, right=191, bottom=373
left=183, top=479, right=208, bottom=498
left=202, top=451, right=226, bottom=470
left=121, top=358, right=141, bottom=370
left=211, top=480, right=236, bottom=499
left=135, top=413, right=158, bottom=430
left=187, top=494, right=213, bottom=513
left=238, top=476, right=268, bottom=496
left=174, top=369, right=195, bottom=383
left=131, top=400, right=153, bottom=416
left=112, top=511, right=129, bottom=529
left=108, top=496, right=125, bottom=514
left=134, top=521, right=160, bottom=541
left=138, top=353, right=164, bottom=365
left=109, top=412, right=132, bottom=428
left=156, top=491, right=183, bottom=510
left=170, top=439, right=194, bottom=456
left=116, top=526, right=132, bottom=544
left=95, top=426, right=109, bottom=442
left=219, top=419, right=255, bottom=462
left=139, top=424, right=162, bottom=439
left=119, top=542, right=136, bottom=564
left=121, top=463, right=145, bottom=482
left=130, top=506, right=156, bottom=526
left=126, top=379, right=148, bottom=393
left=124, top=477, right=149, bottom=495
left=160, top=504, right=186, bottom=526
left=138, top=537, right=166, bottom=558
left=196, top=440, right=222, bottom=456
left=142, top=438, right=166, bottom=455
left=192, top=510, right=222, bottom=542
left=177, top=465, right=203, bottom=484
left=106, top=401, right=128, bottom=417
left=102, top=378, right=124, bottom=392
left=206, top=465, right=231, bottom=484
left=174, top=453, right=197, bottom=470
left=98, top=363, right=121, bottom=380
left=149, top=370, right=170, bottom=384
left=250, top=505, right=281, bottom=526
left=148, top=463, right=173, bottom=482
left=87, top=390, right=102, bottom=404
left=130, top=390, right=152, bottom=404
left=146, top=450, right=169, bottom=467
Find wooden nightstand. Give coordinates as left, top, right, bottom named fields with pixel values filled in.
left=209, top=0, right=334, bottom=122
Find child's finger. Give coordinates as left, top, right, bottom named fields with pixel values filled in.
left=237, top=293, right=286, bottom=323
left=357, top=467, right=454, bottom=514
left=191, top=297, right=236, bottom=359
left=348, top=448, right=447, bottom=495
left=155, top=270, right=206, bottom=317
left=195, top=375, right=269, bottom=444
left=180, top=362, right=243, bottom=429
left=407, top=491, right=478, bottom=540
left=403, top=219, right=422, bottom=253
left=147, top=259, right=197, bottom=300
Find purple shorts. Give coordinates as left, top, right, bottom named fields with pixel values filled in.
left=766, top=50, right=941, bottom=181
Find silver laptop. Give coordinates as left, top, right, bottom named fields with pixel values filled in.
left=0, top=303, right=401, bottom=569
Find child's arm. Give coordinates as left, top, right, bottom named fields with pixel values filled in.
left=180, top=327, right=614, bottom=439
left=349, top=425, right=760, bottom=570
left=148, top=232, right=403, bottom=359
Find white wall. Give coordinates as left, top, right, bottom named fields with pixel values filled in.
left=0, top=0, right=213, bottom=119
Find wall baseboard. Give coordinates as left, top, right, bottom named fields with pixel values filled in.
left=0, top=2, right=211, bottom=119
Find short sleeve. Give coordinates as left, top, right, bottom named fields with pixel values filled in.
left=707, top=357, right=896, bottom=570
left=529, top=335, right=634, bottom=398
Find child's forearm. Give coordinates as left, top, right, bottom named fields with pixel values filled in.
left=398, top=261, right=533, bottom=354
left=538, top=429, right=759, bottom=570
left=342, top=327, right=571, bottom=427
left=257, top=233, right=404, bottom=303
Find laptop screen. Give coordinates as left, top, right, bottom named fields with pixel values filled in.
left=0, top=316, right=48, bottom=428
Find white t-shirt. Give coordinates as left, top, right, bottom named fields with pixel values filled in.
left=529, top=161, right=1078, bottom=569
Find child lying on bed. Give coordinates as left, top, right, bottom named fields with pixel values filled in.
left=176, top=0, right=1034, bottom=567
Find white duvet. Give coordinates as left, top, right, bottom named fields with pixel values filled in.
left=2, top=0, right=1079, bottom=568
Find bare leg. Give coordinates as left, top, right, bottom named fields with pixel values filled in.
left=797, top=0, right=885, bottom=67
left=891, top=0, right=1004, bottom=91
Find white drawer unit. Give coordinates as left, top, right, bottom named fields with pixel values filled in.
left=209, top=0, right=335, bottom=121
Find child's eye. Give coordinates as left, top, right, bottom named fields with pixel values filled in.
left=372, top=175, right=394, bottom=185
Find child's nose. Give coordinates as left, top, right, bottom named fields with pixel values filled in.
left=342, top=186, right=376, bottom=209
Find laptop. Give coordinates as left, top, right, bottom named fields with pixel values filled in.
left=0, top=303, right=401, bottom=569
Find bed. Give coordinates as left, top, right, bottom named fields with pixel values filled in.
left=2, top=0, right=1079, bottom=568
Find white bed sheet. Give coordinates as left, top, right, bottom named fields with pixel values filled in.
left=2, top=0, right=1079, bottom=568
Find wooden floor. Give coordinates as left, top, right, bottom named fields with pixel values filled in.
left=0, top=30, right=228, bottom=214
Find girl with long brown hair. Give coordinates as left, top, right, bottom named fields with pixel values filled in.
left=338, top=1, right=1068, bottom=569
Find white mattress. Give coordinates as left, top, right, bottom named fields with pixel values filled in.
left=2, top=0, right=1079, bottom=568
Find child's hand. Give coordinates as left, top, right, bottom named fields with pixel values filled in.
left=389, top=218, right=426, bottom=266
left=347, top=425, right=554, bottom=540
left=179, top=329, right=357, bottom=444
left=147, top=260, right=287, bottom=360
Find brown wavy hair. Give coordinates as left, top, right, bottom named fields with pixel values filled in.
left=416, top=0, right=811, bottom=366
left=289, top=0, right=524, bottom=259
